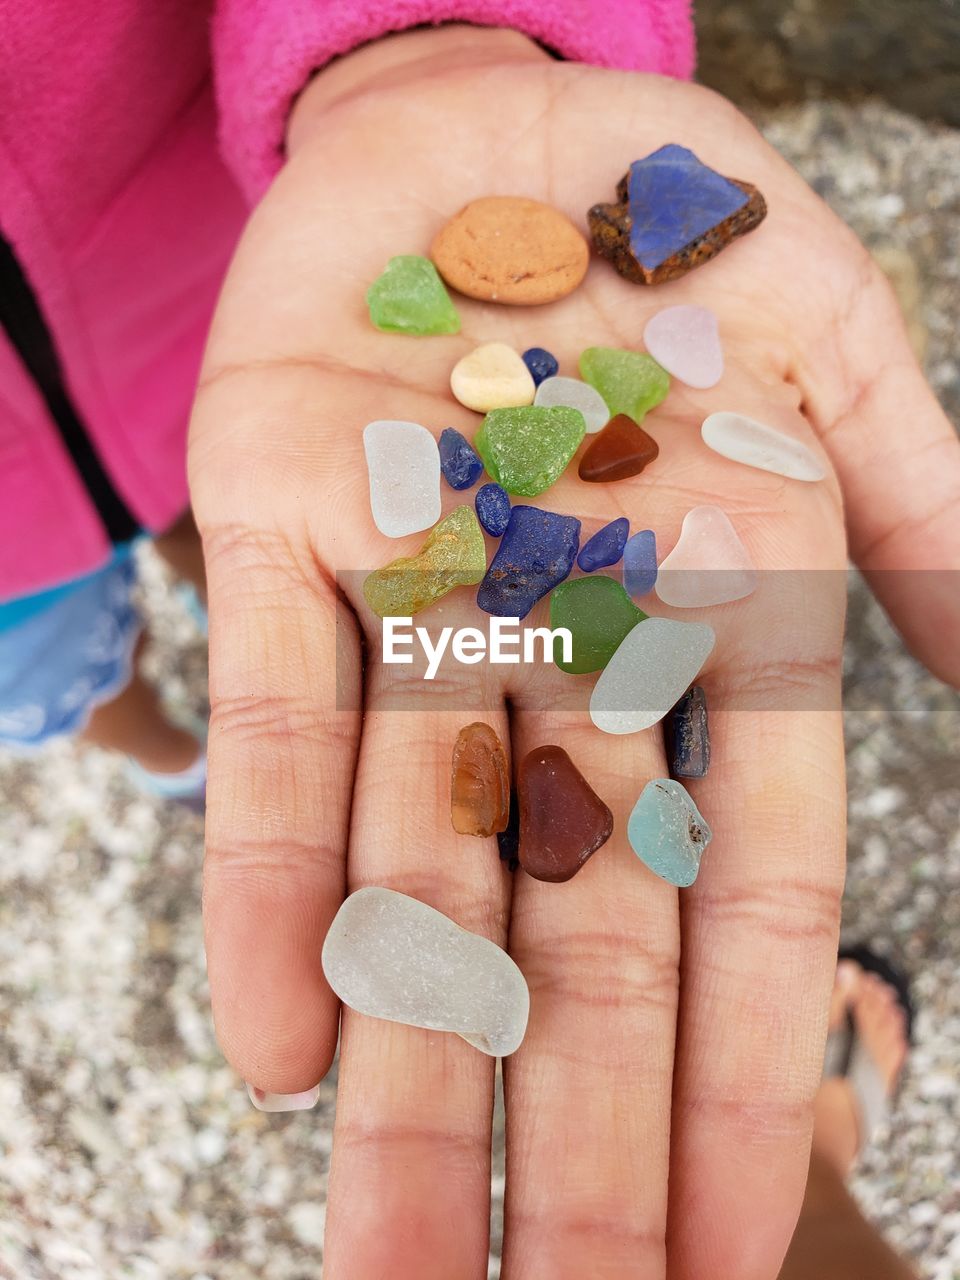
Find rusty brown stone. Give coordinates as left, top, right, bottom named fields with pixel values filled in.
left=588, top=176, right=767, bottom=285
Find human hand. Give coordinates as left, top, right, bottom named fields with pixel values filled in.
left=188, top=26, right=960, bottom=1279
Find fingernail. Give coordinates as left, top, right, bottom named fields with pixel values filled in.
left=245, top=1082, right=320, bottom=1113
left=837, top=960, right=859, bottom=990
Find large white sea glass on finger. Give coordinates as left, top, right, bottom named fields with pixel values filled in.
left=322, top=888, right=530, bottom=1057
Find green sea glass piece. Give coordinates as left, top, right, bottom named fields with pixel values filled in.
left=549, top=576, right=645, bottom=674
left=474, top=405, right=585, bottom=497
left=579, top=347, right=670, bottom=423
left=362, top=506, right=486, bottom=618
left=627, top=778, right=712, bottom=887
left=366, top=256, right=460, bottom=335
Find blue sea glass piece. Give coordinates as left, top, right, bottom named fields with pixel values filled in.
left=623, top=529, right=658, bottom=598
left=628, top=778, right=712, bottom=887
left=477, top=505, right=580, bottom=620
left=439, top=428, right=483, bottom=490
left=475, top=483, right=511, bottom=537
left=627, top=145, right=749, bottom=273
left=577, top=518, right=629, bottom=573
left=665, top=685, right=710, bottom=779
left=522, top=347, right=560, bottom=387
left=497, top=788, right=521, bottom=872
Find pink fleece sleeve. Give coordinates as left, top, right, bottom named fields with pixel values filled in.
left=212, top=0, right=695, bottom=203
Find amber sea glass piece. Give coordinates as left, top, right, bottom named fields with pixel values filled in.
left=578, top=414, right=660, bottom=482
left=518, top=745, right=613, bottom=882
left=451, top=722, right=510, bottom=837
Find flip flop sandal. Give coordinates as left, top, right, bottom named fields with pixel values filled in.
left=125, top=717, right=207, bottom=810
left=822, top=943, right=914, bottom=1153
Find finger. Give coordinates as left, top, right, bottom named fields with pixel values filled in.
left=667, top=571, right=847, bottom=1279
left=801, top=262, right=960, bottom=686
left=503, top=687, right=679, bottom=1280
left=324, top=674, right=511, bottom=1280
left=199, top=515, right=360, bottom=1095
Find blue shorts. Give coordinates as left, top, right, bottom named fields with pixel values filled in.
left=0, top=546, right=142, bottom=749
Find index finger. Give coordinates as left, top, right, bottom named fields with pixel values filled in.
left=192, top=381, right=361, bottom=1098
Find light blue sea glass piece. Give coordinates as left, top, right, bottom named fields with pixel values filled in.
left=627, top=778, right=712, bottom=887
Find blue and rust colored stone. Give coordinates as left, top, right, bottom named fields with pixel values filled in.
left=588, top=144, right=767, bottom=285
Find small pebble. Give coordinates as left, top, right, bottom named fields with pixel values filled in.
left=587, top=144, right=767, bottom=285
left=431, top=196, right=588, bottom=305
left=578, top=414, right=660, bottom=483
left=522, top=347, right=559, bottom=386
left=518, top=745, right=613, bottom=882
left=321, top=888, right=529, bottom=1057
left=701, top=412, right=825, bottom=482
left=477, top=505, right=580, bottom=620
left=643, top=305, right=724, bottom=389
left=362, top=506, right=486, bottom=618
left=579, top=347, right=670, bottom=423
left=366, top=255, right=460, bottom=335
left=534, top=375, right=610, bottom=433
left=656, top=505, right=757, bottom=608
left=549, top=575, right=645, bottom=674
left=623, top=529, right=658, bottom=597
left=590, top=617, right=715, bottom=735
left=474, top=405, right=585, bottom=497
left=363, top=420, right=441, bottom=538
left=439, top=428, right=484, bottom=490
left=665, top=685, right=710, bottom=779
left=475, top=482, right=511, bottom=537
left=451, top=722, right=510, bottom=837
left=450, top=342, right=535, bottom=413
left=577, top=517, right=629, bottom=572
left=628, top=779, right=712, bottom=886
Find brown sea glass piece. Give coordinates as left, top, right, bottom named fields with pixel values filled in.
left=578, top=414, right=660, bottom=482
left=451, top=722, right=510, bottom=837
left=518, top=745, right=614, bottom=882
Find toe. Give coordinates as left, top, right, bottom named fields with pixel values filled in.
left=849, top=969, right=909, bottom=1093
left=830, top=960, right=860, bottom=1029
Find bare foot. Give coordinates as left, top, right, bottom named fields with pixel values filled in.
left=812, top=960, right=909, bottom=1177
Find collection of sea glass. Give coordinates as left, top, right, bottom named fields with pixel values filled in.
left=321, top=145, right=824, bottom=1057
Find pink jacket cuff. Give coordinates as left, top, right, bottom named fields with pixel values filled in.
left=213, top=0, right=695, bottom=203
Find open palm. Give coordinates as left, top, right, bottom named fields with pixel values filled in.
left=188, top=28, right=960, bottom=1280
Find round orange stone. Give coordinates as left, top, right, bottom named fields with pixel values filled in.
left=431, top=196, right=589, bottom=305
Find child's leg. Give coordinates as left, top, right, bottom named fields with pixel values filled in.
left=779, top=1150, right=917, bottom=1280
left=79, top=635, right=200, bottom=774
left=0, top=546, right=202, bottom=784
left=153, top=507, right=206, bottom=600
left=778, top=962, right=915, bottom=1280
